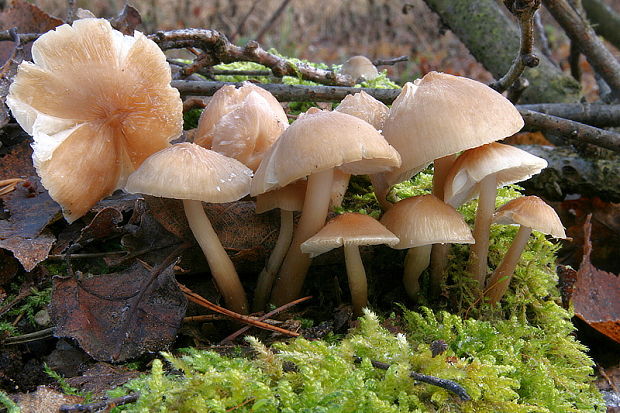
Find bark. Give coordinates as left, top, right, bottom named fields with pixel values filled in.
left=582, top=0, right=620, bottom=54
left=423, top=0, right=581, bottom=103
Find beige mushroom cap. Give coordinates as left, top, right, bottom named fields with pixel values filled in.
left=335, top=91, right=389, bottom=130
left=341, top=56, right=379, bottom=81
left=493, top=196, right=566, bottom=238
left=444, top=142, right=548, bottom=207
left=250, top=110, right=401, bottom=195
left=301, top=213, right=399, bottom=257
left=255, top=179, right=307, bottom=213
left=125, top=143, right=252, bottom=203
left=380, top=194, right=475, bottom=249
left=377, top=72, right=525, bottom=187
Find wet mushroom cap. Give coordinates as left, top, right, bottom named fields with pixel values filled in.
left=301, top=213, right=399, bottom=257
left=493, top=196, right=566, bottom=238
left=444, top=143, right=548, bottom=207
left=380, top=194, right=475, bottom=249
left=335, top=90, right=389, bottom=130
left=125, top=142, right=253, bottom=203
left=378, top=72, right=525, bottom=187
left=250, top=110, right=401, bottom=195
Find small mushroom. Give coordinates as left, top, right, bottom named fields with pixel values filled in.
left=125, top=143, right=253, bottom=314
left=251, top=109, right=401, bottom=306
left=485, top=196, right=566, bottom=304
left=340, top=56, right=379, bottom=82
left=7, top=18, right=183, bottom=222
left=301, top=213, right=398, bottom=316
left=380, top=195, right=474, bottom=301
left=443, top=142, right=548, bottom=288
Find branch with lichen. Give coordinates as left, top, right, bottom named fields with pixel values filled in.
left=490, top=0, right=541, bottom=95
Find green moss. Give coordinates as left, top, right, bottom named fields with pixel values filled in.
left=184, top=108, right=202, bottom=130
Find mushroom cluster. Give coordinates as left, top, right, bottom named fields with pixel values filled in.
left=10, top=22, right=563, bottom=315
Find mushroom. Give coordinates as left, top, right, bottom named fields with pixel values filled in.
left=251, top=109, right=401, bottom=306
left=6, top=18, right=183, bottom=222
left=301, top=213, right=398, bottom=316
left=125, top=143, right=253, bottom=314
left=253, top=179, right=306, bottom=311
left=340, top=56, right=379, bottom=82
left=194, top=82, right=288, bottom=171
left=380, top=195, right=474, bottom=301
left=443, top=142, right=548, bottom=288
left=485, top=196, right=566, bottom=304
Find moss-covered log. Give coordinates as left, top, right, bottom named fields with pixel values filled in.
left=423, top=0, right=581, bottom=103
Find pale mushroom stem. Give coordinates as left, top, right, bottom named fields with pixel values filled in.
left=344, top=244, right=368, bottom=317
left=252, top=209, right=294, bottom=311
left=468, top=174, right=498, bottom=288
left=370, top=173, right=392, bottom=211
left=270, top=168, right=335, bottom=306
left=331, top=170, right=351, bottom=208
left=403, top=244, right=432, bottom=301
left=183, top=199, right=249, bottom=314
left=429, top=154, right=456, bottom=295
left=485, top=225, right=532, bottom=304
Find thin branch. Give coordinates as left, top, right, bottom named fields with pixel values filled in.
left=490, top=0, right=541, bottom=93
left=150, top=29, right=354, bottom=86
left=372, top=55, right=409, bottom=66
left=533, top=11, right=555, bottom=64
left=519, top=102, right=620, bottom=127
left=230, top=0, right=261, bottom=42
left=544, top=0, right=620, bottom=99
left=255, top=0, right=293, bottom=43
left=3, top=327, right=54, bottom=345
left=352, top=356, right=471, bottom=401
left=59, top=394, right=139, bottom=413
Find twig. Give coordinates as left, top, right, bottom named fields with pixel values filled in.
left=519, top=108, right=620, bottom=151
left=59, top=393, right=139, bottom=412
left=490, top=0, right=541, bottom=93
left=231, top=0, right=261, bottom=42
left=544, top=0, right=620, bottom=99
left=352, top=356, right=471, bottom=401
left=372, top=56, right=409, bottom=66
left=3, top=327, right=54, bottom=345
left=150, top=29, right=354, bottom=86
left=0, top=30, right=40, bottom=43
left=178, top=283, right=300, bottom=337
left=519, top=102, right=620, bottom=127
left=255, top=0, right=293, bottom=43
left=533, top=11, right=555, bottom=64
left=220, top=296, right=312, bottom=343
left=66, top=0, right=76, bottom=23
left=0, top=178, right=24, bottom=196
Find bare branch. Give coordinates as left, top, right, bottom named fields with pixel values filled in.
left=372, top=55, right=409, bottom=66
left=544, top=0, right=620, bottom=99
left=0, top=30, right=40, bottom=43
left=150, top=29, right=354, bottom=86
left=490, top=0, right=541, bottom=93
left=256, top=0, right=293, bottom=43
left=520, top=102, right=620, bottom=127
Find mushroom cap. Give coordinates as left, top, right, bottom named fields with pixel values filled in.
left=341, top=56, right=379, bottom=81
left=380, top=194, right=475, bottom=249
left=335, top=90, right=389, bottom=130
left=6, top=18, right=183, bottom=222
left=194, top=82, right=288, bottom=171
left=125, top=143, right=253, bottom=203
left=376, top=72, right=525, bottom=187
left=301, top=212, right=399, bottom=257
left=493, top=196, right=566, bottom=238
left=444, top=142, right=548, bottom=207
left=250, top=110, right=401, bottom=195
left=255, top=179, right=306, bottom=213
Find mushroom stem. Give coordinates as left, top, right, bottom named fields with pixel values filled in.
left=252, top=209, right=294, bottom=311
left=432, top=154, right=456, bottom=200
left=485, top=225, right=532, bottom=304
left=370, top=173, right=392, bottom=211
left=468, top=174, right=498, bottom=288
left=183, top=199, right=249, bottom=314
left=404, top=244, right=432, bottom=301
left=270, top=168, right=334, bottom=306
left=344, top=244, right=368, bottom=317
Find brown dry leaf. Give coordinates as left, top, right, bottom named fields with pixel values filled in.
left=15, top=386, right=83, bottom=413
left=573, top=214, right=620, bottom=344
left=0, top=28, right=23, bottom=128
left=66, top=362, right=139, bottom=396
left=50, top=262, right=187, bottom=362
left=110, top=4, right=142, bottom=35
left=75, top=207, right=124, bottom=245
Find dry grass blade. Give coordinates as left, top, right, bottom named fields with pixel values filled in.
left=0, top=178, right=24, bottom=196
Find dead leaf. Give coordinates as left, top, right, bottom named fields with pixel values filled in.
left=75, top=207, right=124, bottom=245
left=50, top=262, right=187, bottom=362
left=110, top=5, right=142, bottom=35
left=0, top=28, right=23, bottom=129
left=15, top=386, right=83, bottom=413
left=572, top=214, right=620, bottom=344
left=66, top=362, right=139, bottom=396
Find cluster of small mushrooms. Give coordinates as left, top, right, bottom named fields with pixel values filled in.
left=7, top=18, right=566, bottom=316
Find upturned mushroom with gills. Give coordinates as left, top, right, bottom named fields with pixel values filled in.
left=301, top=213, right=399, bottom=316
left=6, top=18, right=183, bottom=222
left=251, top=109, right=401, bottom=306
left=485, top=196, right=566, bottom=304
left=125, top=143, right=253, bottom=314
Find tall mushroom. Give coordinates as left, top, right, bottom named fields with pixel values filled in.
left=485, top=196, right=566, bottom=304
left=125, top=143, right=253, bottom=314
left=251, top=109, right=401, bottom=306
left=301, top=213, right=398, bottom=316
left=443, top=142, right=547, bottom=288
left=380, top=195, right=474, bottom=301
left=6, top=18, right=183, bottom=222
